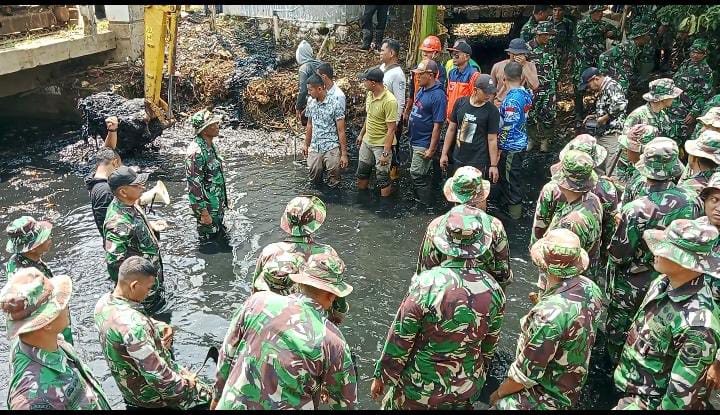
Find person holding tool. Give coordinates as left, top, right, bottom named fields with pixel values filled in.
left=85, top=115, right=122, bottom=236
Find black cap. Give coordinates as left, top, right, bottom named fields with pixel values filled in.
left=108, top=165, right=149, bottom=193
left=448, top=40, right=473, bottom=55
left=359, top=67, right=384, bottom=83
left=474, top=74, right=497, bottom=94
left=578, top=67, right=600, bottom=91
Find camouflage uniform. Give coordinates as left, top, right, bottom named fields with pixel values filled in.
left=691, top=97, right=720, bottom=140
left=493, top=229, right=604, bottom=409
left=678, top=130, right=720, bottom=197
left=614, top=219, right=720, bottom=410
left=186, top=110, right=228, bottom=241
left=573, top=7, right=616, bottom=84
left=597, top=24, right=649, bottom=91
left=215, top=253, right=357, bottom=410
left=549, top=12, right=575, bottom=71
left=619, top=136, right=685, bottom=207
left=527, top=22, right=559, bottom=131
left=375, top=207, right=506, bottom=409
left=612, top=124, right=658, bottom=196
left=94, top=292, right=212, bottom=408
left=606, top=138, right=701, bottom=362
left=670, top=35, right=692, bottom=72
left=103, top=198, right=165, bottom=314
left=520, top=16, right=542, bottom=42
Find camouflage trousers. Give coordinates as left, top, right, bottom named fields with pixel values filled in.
left=195, top=209, right=226, bottom=242
left=493, top=388, right=566, bottom=410
left=380, top=385, right=474, bottom=410
left=529, top=85, right=558, bottom=130
left=613, top=394, right=662, bottom=410
left=605, top=266, right=655, bottom=363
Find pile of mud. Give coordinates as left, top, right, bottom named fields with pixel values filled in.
left=77, top=92, right=164, bottom=152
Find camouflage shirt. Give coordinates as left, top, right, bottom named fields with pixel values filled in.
left=527, top=38, right=559, bottom=89
left=215, top=291, right=357, bottom=410
left=624, top=103, right=673, bottom=138
left=673, top=58, right=714, bottom=118
left=594, top=76, right=628, bottom=135
left=374, top=258, right=506, bottom=409
left=574, top=16, right=616, bottom=75
left=520, top=16, right=542, bottom=42
left=185, top=136, right=228, bottom=217
left=94, top=293, right=212, bottom=408
left=614, top=274, right=720, bottom=409
left=549, top=16, right=575, bottom=52
left=103, top=198, right=164, bottom=311
left=494, top=276, right=604, bottom=410
left=7, top=338, right=110, bottom=410
left=678, top=169, right=719, bottom=199
left=415, top=206, right=512, bottom=285
left=691, top=94, right=720, bottom=140
left=598, top=40, right=638, bottom=90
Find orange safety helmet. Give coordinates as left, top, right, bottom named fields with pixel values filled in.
left=419, top=35, right=442, bottom=52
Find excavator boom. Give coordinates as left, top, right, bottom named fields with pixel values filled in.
left=144, top=5, right=179, bottom=126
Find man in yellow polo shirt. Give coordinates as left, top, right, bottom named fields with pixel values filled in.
left=356, top=67, right=398, bottom=197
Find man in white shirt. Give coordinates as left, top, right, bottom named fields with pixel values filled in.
left=379, top=38, right=407, bottom=179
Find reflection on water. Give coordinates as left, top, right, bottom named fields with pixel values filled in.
left=0, top=118, right=620, bottom=409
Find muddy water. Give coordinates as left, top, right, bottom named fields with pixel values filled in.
left=0, top=117, right=620, bottom=409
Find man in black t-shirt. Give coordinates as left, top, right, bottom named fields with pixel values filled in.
left=84, top=116, right=122, bottom=235
left=440, top=74, right=501, bottom=182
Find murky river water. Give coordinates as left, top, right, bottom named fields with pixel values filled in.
left=0, top=116, right=626, bottom=409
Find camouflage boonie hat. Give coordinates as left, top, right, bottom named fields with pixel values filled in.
left=433, top=205, right=491, bottom=259
left=618, top=124, right=658, bottom=152
left=289, top=252, right=352, bottom=297
left=635, top=137, right=683, bottom=180
left=685, top=130, right=720, bottom=165
left=535, top=21, right=556, bottom=35
left=559, top=134, right=607, bottom=168
left=589, top=5, right=605, bottom=13
left=5, top=216, right=52, bottom=254
left=531, top=228, right=589, bottom=278
left=643, top=218, right=720, bottom=278
left=443, top=166, right=491, bottom=204
left=690, top=38, right=709, bottom=53
left=698, top=107, right=720, bottom=129
left=0, top=268, right=72, bottom=339
left=190, top=109, right=223, bottom=135
left=550, top=150, right=597, bottom=192
left=700, top=171, right=720, bottom=200
left=253, top=251, right=305, bottom=294
left=628, top=23, right=651, bottom=39
left=643, top=78, right=683, bottom=102
left=280, top=196, right=327, bottom=236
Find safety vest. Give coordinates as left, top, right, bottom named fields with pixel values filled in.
left=446, top=68, right=480, bottom=119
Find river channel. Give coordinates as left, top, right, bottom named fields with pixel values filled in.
left=0, top=116, right=626, bottom=409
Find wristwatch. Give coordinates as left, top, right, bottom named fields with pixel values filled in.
left=382, top=151, right=390, bottom=157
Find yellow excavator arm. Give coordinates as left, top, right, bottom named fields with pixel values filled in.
left=144, top=5, right=179, bottom=126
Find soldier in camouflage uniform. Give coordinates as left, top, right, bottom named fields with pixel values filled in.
left=606, top=137, right=701, bottom=363
left=619, top=136, right=685, bottom=207
left=527, top=21, right=559, bottom=152
left=624, top=78, right=681, bottom=139
left=373, top=206, right=506, bottom=409
left=416, top=166, right=512, bottom=286
left=679, top=130, right=720, bottom=197
left=549, top=5, right=575, bottom=77
left=214, top=252, right=357, bottom=409
left=94, top=256, right=212, bottom=409
left=614, top=218, right=720, bottom=409
left=670, top=24, right=692, bottom=72
left=103, top=165, right=166, bottom=315
left=490, top=229, right=603, bottom=410
left=668, top=39, right=715, bottom=147
left=252, top=196, right=348, bottom=324
left=612, top=124, right=658, bottom=194
left=531, top=150, right=603, bottom=290
left=573, top=5, right=617, bottom=120
left=627, top=5, right=659, bottom=87
left=186, top=109, right=228, bottom=242
left=598, top=24, right=651, bottom=91
left=691, top=104, right=720, bottom=141
left=2, top=267, right=111, bottom=410
left=4, top=216, right=73, bottom=344
left=520, top=5, right=551, bottom=42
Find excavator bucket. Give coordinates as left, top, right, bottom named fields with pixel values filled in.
left=144, top=5, right=179, bottom=127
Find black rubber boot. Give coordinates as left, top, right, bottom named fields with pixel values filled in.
left=361, top=29, right=372, bottom=50
left=374, top=30, right=385, bottom=50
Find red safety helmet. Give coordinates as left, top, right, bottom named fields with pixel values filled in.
left=419, top=35, right=442, bottom=52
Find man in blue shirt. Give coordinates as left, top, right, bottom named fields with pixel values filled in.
left=490, top=61, right=533, bottom=220
left=408, top=59, right=447, bottom=205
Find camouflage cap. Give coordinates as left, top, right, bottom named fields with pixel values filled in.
left=700, top=171, right=720, bottom=200
left=289, top=251, right=352, bottom=298
left=433, top=205, right=491, bottom=259
left=559, top=134, right=607, bottom=168
left=550, top=150, right=597, bottom=192
left=0, top=268, right=72, bottom=339
left=685, top=130, right=720, bottom=165
left=635, top=137, right=683, bottom=180
left=618, top=123, right=658, bottom=152
left=253, top=251, right=305, bottom=294
left=628, top=23, right=651, bottom=39
left=535, top=21, right=556, bottom=35
left=190, top=109, right=222, bottom=136
left=5, top=216, right=52, bottom=254
left=589, top=5, right=605, bottom=13
left=530, top=228, right=589, bottom=278
left=443, top=166, right=491, bottom=204
left=280, top=196, right=327, bottom=236
left=698, top=107, right=720, bottom=129
left=690, top=38, right=709, bottom=53
left=642, top=78, right=683, bottom=102
left=643, top=218, right=720, bottom=278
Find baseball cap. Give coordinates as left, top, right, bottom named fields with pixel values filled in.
left=474, top=74, right=497, bottom=94
left=358, top=67, right=384, bottom=83
left=411, top=58, right=439, bottom=74
left=108, top=165, right=149, bottom=193
left=448, top=40, right=472, bottom=55
left=578, top=67, right=600, bottom=91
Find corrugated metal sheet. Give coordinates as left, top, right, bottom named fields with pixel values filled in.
left=222, top=5, right=363, bottom=25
